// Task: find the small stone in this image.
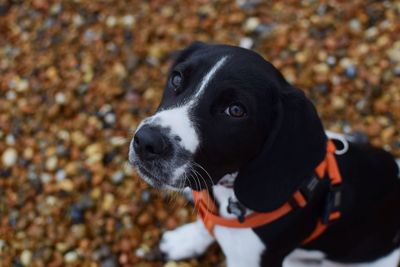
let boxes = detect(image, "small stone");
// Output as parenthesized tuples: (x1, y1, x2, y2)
(56, 242, 69, 253)
(345, 65, 357, 78)
(2, 148, 18, 167)
(101, 257, 118, 267)
(102, 193, 115, 211)
(55, 169, 66, 181)
(365, 27, 378, 40)
(349, 19, 361, 32)
(71, 224, 86, 238)
(46, 196, 58, 206)
(15, 78, 29, 92)
(239, 37, 253, 49)
(59, 179, 74, 192)
(382, 127, 395, 142)
(64, 250, 78, 263)
(20, 249, 32, 266)
(50, 3, 62, 15)
(0, 239, 5, 252)
(339, 58, 355, 68)
(85, 143, 103, 164)
(5, 135, 15, 145)
(110, 136, 127, 146)
(55, 92, 66, 104)
(313, 63, 329, 74)
(164, 262, 179, 267)
(111, 171, 124, 184)
(141, 190, 151, 203)
(332, 96, 346, 110)
(69, 205, 84, 224)
(106, 16, 117, 27)
(46, 156, 58, 171)
(104, 113, 116, 125)
(326, 56, 336, 66)
(135, 247, 147, 258)
(243, 17, 260, 32)
(122, 15, 135, 28)
(23, 147, 34, 160)
(6, 90, 16, 100)
(40, 173, 52, 184)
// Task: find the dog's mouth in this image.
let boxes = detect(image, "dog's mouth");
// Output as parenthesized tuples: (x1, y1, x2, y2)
(129, 151, 211, 191)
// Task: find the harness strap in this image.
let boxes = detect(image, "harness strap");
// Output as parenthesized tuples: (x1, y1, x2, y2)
(192, 140, 343, 244)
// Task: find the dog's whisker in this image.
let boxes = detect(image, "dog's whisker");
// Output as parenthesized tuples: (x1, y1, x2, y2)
(189, 162, 215, 219)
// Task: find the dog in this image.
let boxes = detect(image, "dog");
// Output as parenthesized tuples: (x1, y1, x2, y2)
(128, 42, 400, 267)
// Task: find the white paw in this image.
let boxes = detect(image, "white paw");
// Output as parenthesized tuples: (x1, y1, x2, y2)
(159, 220, 215, 260)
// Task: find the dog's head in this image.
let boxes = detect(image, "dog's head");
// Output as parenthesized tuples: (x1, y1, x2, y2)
(129, 42, 327, 212)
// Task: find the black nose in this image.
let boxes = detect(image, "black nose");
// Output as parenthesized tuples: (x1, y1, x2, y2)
(133, 126, 169, 160)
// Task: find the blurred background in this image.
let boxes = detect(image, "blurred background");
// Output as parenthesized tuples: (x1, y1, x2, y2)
(0, 0, 399, 266)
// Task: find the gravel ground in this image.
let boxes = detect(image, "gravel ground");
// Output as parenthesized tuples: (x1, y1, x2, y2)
(0, 1, 399, 266)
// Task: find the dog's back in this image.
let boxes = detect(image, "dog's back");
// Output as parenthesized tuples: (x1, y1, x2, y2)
(302, 141, 400, 263)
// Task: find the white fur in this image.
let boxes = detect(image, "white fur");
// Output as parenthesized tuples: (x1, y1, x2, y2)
(213, 175, 266, 267)
(193, 56, 229, 100)
(153, 105, 198, 153)
(159, 219, 215, 260)
(284, 248, 400, 267)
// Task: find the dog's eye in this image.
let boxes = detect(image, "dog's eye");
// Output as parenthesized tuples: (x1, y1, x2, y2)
(170, 71, 182, 91)
(224, 103, 246, 118)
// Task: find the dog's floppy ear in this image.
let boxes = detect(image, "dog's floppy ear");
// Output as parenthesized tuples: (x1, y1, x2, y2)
(234, 85, 327, 212)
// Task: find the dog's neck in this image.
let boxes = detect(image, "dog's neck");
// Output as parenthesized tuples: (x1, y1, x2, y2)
(213, 172, 253, 219)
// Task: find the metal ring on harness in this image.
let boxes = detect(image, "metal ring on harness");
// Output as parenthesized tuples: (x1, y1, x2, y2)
(325, 131, 349, 155)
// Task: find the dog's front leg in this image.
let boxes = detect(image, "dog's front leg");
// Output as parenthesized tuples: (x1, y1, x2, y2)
(159, 219, 215, 260)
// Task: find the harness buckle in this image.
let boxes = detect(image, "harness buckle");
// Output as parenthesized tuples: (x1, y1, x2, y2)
(227, 197, 246, 223)
(322, 184, 342, 224)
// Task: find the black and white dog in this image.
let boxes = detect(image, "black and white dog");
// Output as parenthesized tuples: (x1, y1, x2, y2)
(128, 42, 400, 267)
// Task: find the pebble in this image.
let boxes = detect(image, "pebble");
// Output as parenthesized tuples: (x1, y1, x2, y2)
(46, 156, 58, 171)
(122, 15, 135, 28)
(164, 262, 179, 267)
(243, 17, 260, 32)
(345, 65, 357, 78)
(40, 173, 52, 184)
(331, 96, 346, 110)
(55, 169, 66, 181)
(55, 92, 66, 104)
(102, 193, 115, 211)
(20, 249, 33, 266)
(101, 257, 118, 267)
(111, 171, 124, 184)
(5, 135, 15, 145)
(64, 250, 79, 263)
(69, 205, 85, 224)
(59, 179, 74, 192)
(239, 37, 254, 49)
(141, 190, 152, 203)
(0, 239, 5, 252)
(2, 147, 18, 167)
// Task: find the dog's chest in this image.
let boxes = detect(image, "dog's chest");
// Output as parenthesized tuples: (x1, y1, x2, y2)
(212, 174, 266, 267)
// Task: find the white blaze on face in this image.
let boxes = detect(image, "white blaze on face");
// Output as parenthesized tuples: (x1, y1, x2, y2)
(152, 105, 198, 153)
(136, 56, 229, 155)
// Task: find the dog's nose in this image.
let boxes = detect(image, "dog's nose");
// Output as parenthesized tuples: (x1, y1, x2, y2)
(133, 126, 169, 160)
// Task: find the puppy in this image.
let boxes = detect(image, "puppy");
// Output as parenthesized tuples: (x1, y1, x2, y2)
(128, 42, 400, 267)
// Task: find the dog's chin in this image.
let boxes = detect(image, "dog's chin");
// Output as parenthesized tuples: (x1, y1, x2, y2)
(131, 162, 183, 191)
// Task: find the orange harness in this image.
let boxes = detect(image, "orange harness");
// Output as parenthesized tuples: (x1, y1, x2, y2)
(192, 140, 342, 244)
